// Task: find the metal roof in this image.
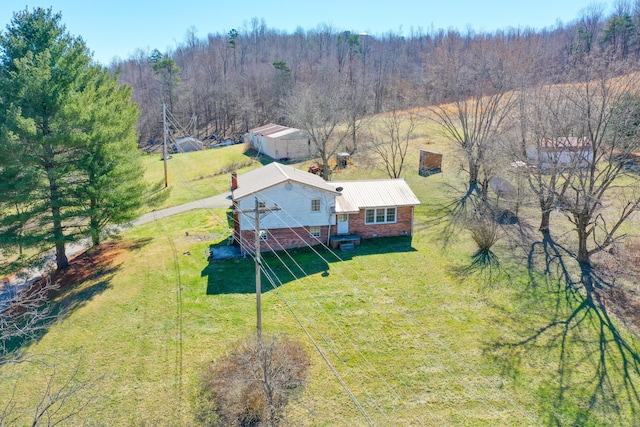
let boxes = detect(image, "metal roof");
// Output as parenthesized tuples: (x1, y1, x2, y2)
(332, 179, 421, 213)
(248, 123, 303, 138)
(269, 128, 305, 139)
(233, 162, 339, 200)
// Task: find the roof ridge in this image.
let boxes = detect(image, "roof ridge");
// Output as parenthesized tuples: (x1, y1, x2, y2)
(272, 162, 291, 180)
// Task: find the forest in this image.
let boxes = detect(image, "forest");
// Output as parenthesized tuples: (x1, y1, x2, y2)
(113, 2, 640, 147)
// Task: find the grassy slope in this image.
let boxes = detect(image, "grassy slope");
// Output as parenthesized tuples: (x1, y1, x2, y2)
(140, 143, 262, 209)
(2, 127, 640, 425)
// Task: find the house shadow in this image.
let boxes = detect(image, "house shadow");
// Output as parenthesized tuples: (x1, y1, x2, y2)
(487, 234, 640, 425)
(202, 236, 417, 295)
(1, 239, 148, 359)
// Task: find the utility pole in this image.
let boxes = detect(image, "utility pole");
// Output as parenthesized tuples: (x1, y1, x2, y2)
(162, 103, 169, 188)
(236, 197, 280, 342)
(254, 197, 263, 342)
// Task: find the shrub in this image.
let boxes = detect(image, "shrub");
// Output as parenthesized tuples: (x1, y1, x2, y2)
(197, 334, 310, 427)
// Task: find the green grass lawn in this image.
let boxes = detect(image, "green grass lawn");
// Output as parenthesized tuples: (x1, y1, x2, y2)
(140, 143, 264, 210)
(3, 128, 640, 425)
(3, 171, 640, 425)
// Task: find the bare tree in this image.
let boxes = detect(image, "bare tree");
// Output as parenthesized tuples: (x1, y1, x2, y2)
(372, 109, 416, 178)
(426, 31, 518, 197)
(518, 84, 577, 235)
(552, 60, 640, 266)
(285, 82, 353, 180)
(1, 276, 102, 426)
(198, 333, 310, 427)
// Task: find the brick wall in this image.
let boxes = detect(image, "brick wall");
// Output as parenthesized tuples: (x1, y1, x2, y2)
(236, 225, 329, 253)
(345, 206, 414, 239)
(232, 206, 414, 253)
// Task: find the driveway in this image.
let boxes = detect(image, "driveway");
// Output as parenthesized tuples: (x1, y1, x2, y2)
(132, 192, 232, 226)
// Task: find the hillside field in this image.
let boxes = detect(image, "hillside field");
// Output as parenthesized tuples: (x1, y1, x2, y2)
(2, 127, 640, 426)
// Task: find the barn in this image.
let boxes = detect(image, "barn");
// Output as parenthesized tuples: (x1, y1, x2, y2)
(245, 123, 310, 161)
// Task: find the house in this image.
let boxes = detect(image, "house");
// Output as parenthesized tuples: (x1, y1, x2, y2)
(527, 137, 593, 169)
(245, 123, 310, 161)
(230, 163, 420, 253)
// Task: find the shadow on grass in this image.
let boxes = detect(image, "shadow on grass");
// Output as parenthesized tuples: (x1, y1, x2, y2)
(202, 236, 416, 295)
(242, 149, 275, 166)
(1, 238, 150, 362)
(451, 249, 504, 286)
(489, 233, 640, 426)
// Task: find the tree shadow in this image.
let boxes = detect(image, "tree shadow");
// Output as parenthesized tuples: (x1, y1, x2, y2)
(451, 248, 504, 286)
(202, 236, 417, 295)
(489, 233, 640, 426)
(1, 239, 149, 363)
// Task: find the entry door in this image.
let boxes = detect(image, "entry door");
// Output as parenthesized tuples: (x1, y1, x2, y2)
(337, 214, 349, 235)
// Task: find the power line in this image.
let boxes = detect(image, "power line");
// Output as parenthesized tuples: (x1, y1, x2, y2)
(249, 188, 540, 425)
(259, 246, 394, 425)
(260, 235, 430, 426)
(257, 248, 376, 426)
(154, 158, 540, 425)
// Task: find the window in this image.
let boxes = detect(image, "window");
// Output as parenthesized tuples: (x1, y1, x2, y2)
(365, 209, 375, 223)
(309, 226, 321, 238)
(311, 199, 321, 212)
(386, 208, 396, 222)
(259, 229, 268, 240)
(365, 207, 397, 224)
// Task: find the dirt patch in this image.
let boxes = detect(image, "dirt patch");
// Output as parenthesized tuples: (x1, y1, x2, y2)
(10, 241, 130, 313)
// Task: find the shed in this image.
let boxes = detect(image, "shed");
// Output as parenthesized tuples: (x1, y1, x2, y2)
(245, 123, 310, 161)
(336, 152, 350, 169)
(527, 137, 593, 169)
(419, 150, 442, 176)
(174, 136, 203, 153)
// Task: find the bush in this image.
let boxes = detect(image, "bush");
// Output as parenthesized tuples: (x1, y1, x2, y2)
(197, 334, 310, 427)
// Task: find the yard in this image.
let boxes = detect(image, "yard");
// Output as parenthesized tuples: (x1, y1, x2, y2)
(2, 129, 640, 425)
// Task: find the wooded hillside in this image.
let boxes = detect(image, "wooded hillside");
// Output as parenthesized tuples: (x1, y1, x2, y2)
(112, 3, 640, 146)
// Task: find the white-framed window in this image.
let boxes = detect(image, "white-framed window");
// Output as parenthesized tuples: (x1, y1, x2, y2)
(365, 207, 397, 224)
(309, 226, 321, 238)
(311, 198, 321, 212)
(259, 229, 268, 240)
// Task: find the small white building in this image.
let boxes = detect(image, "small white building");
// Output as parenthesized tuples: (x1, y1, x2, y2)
(527, 137, 593, 169)
(174, 136, 203, 153)
(245, 123, 310, 161)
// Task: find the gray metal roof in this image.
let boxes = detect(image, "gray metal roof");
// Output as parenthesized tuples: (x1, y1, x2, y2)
(248, 123, 303, 138)
(233, 162, 339, 200)
(332, 179, 421, 213)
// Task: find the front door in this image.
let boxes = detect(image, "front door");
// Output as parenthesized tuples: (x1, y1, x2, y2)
(337, 214, 349, 235)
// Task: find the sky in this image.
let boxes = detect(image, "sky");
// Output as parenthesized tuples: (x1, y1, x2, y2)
(2, 0, 616, 65)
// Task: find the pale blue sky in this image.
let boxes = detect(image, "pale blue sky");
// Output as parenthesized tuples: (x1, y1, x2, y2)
(2, 1, 614, 65)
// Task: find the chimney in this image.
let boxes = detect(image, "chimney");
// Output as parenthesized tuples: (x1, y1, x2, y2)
(231, 171, 238, 191)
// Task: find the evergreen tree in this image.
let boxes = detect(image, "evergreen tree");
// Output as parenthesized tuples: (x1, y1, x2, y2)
(72, 68, 145, 246)
(0, 7, 146, 268)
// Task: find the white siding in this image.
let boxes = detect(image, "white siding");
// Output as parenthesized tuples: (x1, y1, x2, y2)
(236, 182, 335, 231)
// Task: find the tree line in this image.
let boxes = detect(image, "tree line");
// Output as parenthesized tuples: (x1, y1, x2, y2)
(112, 1, 640, 147)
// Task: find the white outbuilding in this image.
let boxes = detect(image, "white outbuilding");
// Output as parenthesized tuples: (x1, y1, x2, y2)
(245, 123, 310, 161)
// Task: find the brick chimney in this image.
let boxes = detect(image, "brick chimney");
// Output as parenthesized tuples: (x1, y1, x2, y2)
(231, 171, 238, 191)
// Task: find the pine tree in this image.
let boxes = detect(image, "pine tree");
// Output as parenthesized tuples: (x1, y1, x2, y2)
(72, 68, 145, 246)
(0, 7, 146, 268)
